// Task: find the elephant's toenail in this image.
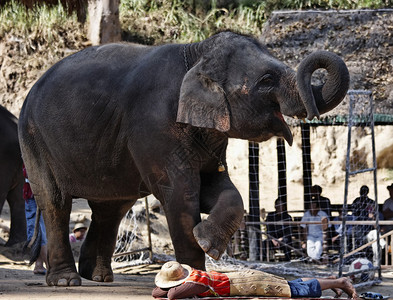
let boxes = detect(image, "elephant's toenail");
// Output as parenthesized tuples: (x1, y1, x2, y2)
(209, 249, 220, 260)
(70, 279, 81, 286)
(58, 279, 68, 286)
(197, 239, 211, 252)
(93, 275, 102, 282)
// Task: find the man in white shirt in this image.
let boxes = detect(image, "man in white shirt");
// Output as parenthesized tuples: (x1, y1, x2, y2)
(301, 201, 329, 260)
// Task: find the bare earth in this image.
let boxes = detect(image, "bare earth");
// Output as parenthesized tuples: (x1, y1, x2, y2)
(1, 198, 393, 299)
(0, 252, 158, 299)
(1, 244, 393, 300)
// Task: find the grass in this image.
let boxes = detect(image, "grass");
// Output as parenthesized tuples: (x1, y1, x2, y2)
(121, 0, 393, 44)
(0, 0, 86, 53)
(1, 0, 393, 46)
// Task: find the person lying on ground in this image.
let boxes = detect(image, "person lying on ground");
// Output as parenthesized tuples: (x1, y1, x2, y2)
(152, 261, 358, 300)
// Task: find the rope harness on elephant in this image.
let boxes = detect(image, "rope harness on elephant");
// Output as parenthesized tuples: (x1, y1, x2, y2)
(183, 44, 190, 72)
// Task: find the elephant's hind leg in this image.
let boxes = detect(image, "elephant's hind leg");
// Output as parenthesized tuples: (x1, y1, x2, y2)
(79, 199, 134, 282)
(20, 135, 79, 286)
(34, 183, 79, 286)
(5, 181, 27, 246)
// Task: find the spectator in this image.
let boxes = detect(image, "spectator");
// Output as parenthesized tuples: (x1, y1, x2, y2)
(382, 183, 393, 233)
(69, 222, 88, 243)
(263, 198, 293, 261)
(23, 165, 48, 275)
(311, 185, 332, 218)
(366, 229, 386, 265)
(331, 207, 354, 251)
(260, 208, 267, 235)
(351, 185, 376, 248)
(352, 185, 375, 220)
(152, 261, 357, 299)
(300, 201, 330, 260)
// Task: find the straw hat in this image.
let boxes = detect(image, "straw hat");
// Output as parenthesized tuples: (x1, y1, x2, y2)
(73, 222, 87, 233)
(155, 261, 192, 288)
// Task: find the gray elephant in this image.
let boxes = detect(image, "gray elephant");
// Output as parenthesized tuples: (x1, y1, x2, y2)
(0, 105, 27, 246)
(18, 31, 349, 286)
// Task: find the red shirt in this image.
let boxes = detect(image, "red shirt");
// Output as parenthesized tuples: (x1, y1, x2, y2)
(152, 268, 230, 299)
(22, 166, 33, 200)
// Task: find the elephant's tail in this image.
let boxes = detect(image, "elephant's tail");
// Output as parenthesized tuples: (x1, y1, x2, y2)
(23, 206, 42, 266)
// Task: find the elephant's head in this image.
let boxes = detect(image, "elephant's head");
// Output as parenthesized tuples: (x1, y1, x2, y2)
(177, 31, 349, 145)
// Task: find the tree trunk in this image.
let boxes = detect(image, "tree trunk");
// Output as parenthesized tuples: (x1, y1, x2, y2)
(88, 0, 121, 45)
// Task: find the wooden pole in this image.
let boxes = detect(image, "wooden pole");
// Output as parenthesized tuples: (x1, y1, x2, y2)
(333, 229, 393, 264)
(277, 139, 287, 206)
(261, 231, 322, 265)
(301, 123, 312, 210)
(145, 197, 153, 261)
(248, 141, 260, 260)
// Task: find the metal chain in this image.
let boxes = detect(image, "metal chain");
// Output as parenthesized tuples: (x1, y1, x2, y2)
(183, 44, 190, 72)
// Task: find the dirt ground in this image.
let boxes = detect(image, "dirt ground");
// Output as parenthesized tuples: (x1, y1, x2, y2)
(1, 200, 393, 300)
(0, 249, 393, 300)
(0, 250, 158, 299)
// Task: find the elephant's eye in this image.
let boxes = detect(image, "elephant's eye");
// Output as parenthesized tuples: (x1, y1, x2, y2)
(259, 74, 274, 82)
(256, 74, 275, 91)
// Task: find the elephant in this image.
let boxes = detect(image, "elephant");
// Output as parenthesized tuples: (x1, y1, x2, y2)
(0, 105, 27, 246)
(18, 31, 349, 286)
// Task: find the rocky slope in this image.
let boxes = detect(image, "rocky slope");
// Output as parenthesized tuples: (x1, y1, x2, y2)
(1, 9, 393, 211)
(260, 9, 393, 115)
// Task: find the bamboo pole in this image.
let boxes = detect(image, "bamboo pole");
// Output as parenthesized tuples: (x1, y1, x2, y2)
(333, 229, 393, 264)
(261, 232, 322, 265)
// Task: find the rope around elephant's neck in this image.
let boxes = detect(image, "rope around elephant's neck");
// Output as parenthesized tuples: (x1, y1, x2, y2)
(182, 46, 225, 172)
(183, 44, 190, 72)
(193, 128, 226, 173)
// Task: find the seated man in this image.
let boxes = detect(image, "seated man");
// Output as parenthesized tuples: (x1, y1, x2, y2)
(263, 198, 293, 261)
(300, 200, 330, 260)
(311, 185, 332, 218)
(331, 207, 354, 251)
(152, 261, 357, 300)
(382, 183, 393, 233)
(351, 185, 376, 249)
(69, 222, 88, 243)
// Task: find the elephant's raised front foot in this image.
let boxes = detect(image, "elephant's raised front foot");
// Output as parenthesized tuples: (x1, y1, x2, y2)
(193, 219, 229, 260)
(47, 267, 81, 286)
(79, 256, 114, 282)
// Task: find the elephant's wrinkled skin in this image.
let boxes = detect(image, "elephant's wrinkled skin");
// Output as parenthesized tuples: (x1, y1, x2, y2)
(0, 105, 27, 246)
(18, 32, 349, 286)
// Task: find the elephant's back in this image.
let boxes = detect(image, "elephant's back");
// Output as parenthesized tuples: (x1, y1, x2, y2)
(18, 43, 158, 199)
(17, 42, 182, 199)
(20, 42, 184, 135)
(20, 43, 151, 121)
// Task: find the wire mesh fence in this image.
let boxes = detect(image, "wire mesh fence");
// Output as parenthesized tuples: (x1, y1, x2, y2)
(112, 90, 392, 286)
(224, 91, 391, 286)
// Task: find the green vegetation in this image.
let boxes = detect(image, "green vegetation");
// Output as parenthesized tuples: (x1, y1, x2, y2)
(0, 0, 85, 52)
(119, 0, 266, 44)
(1, 0, 392, 46)
(387, 169, 393, 181)
(119, 0, 393, 44)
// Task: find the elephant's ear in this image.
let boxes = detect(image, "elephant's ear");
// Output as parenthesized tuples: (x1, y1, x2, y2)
(177, 60, 230, 132)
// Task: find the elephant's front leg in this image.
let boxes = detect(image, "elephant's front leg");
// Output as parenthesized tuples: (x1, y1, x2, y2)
(193, 172, 244, 260)
(160, 175, 207, 270)
(164, 193, 207, 270)
(79, 200, 134, 282)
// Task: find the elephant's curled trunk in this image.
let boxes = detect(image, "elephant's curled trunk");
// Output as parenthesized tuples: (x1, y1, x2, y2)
(296, 51, 350, 120)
